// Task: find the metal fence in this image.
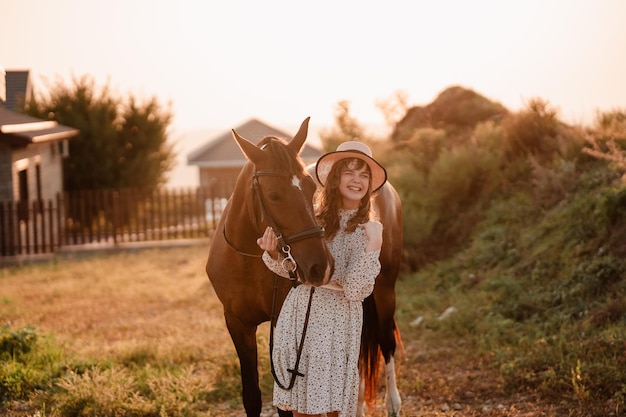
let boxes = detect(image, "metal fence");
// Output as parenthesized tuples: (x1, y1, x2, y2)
(0, 187, 226, 257)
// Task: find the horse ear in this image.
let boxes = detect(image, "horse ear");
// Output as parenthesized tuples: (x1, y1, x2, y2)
(232, 129, 265, 164)
(288, 117, 310, 154)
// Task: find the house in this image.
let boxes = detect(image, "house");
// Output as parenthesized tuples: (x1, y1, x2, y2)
(187, 118, 322, 199)
(1, 67, 78, 256)
(0, 67, 78, 204)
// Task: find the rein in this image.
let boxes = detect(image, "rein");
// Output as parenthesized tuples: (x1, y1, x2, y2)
(270, 274, 315, 390)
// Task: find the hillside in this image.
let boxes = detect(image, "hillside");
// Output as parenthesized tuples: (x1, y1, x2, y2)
(381, 86, 626, 416)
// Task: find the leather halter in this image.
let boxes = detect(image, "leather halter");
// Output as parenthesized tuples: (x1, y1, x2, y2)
(252, 169, 324, 278)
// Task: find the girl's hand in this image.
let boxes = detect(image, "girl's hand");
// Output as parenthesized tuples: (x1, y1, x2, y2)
(359, 220, 383, 252)
(257, 226, 279, 259)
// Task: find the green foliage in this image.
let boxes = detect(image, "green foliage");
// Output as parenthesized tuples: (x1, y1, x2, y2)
(583, 108, 626, 182)
(0, 323, 230, 416)
(318, 100, 370, 152)
(0, 324, 38, 361)
(55, 365, 208, 417)
(24, 75, 176, 191)
(0, 325, 66, 404)
(382, 129, 502, 268)
(501, 98, 562, 162)
(396, 160, 626, 415)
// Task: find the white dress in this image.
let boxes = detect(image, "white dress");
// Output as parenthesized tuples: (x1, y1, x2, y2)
(262, 208, 381, 416)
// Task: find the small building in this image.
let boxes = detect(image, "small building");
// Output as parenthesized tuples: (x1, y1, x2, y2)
(0, 67, 78, 256)
(0, 68, 78, 204)
(187, 118, 322, 199)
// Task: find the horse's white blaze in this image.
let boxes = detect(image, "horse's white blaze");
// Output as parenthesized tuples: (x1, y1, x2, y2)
(385, 357, 401, 415)
(291, 175, 301, 190)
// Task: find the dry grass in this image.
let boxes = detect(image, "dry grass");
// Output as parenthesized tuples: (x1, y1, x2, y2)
(1, 244, 226, 361)
(0, 244, 574, 416)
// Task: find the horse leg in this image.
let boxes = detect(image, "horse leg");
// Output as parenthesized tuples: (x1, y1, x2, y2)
(357, 377, 366, 417)
(379, 317, 401, 416)
(224, 312, 262, 417)
(384, 355, 401, 416)
(356, 348, 401, 417)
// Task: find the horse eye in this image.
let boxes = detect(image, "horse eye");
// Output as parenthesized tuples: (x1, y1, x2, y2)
(267, 192, 281, 202)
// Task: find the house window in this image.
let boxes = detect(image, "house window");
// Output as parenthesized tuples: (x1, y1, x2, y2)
(35, 164, 42, 201)
(18, 168, 29, 221)
(35, 163, 43, 213)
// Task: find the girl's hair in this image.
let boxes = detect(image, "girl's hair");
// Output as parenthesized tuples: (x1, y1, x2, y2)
(316, 158, 373, 239)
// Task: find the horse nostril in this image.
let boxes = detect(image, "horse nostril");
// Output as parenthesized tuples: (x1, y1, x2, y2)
(309, 264, 324, 281)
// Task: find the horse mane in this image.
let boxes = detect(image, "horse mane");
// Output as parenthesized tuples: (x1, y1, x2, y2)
(257, 136, 306, 175)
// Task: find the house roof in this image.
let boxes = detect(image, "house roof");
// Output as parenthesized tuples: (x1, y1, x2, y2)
(0, 107, 79, 147)
(187, 118, 322, 168)
(4, 70, 30, 111)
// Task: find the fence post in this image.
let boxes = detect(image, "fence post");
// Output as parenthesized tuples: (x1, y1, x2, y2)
(0, 203, 5, 256)
(112, 190, 119, 245)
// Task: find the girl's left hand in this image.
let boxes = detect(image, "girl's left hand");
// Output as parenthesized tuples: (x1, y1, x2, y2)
(359, 220, 383, 251)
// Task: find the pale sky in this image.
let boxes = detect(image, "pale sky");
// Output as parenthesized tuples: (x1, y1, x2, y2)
(3, 0, 626, 186)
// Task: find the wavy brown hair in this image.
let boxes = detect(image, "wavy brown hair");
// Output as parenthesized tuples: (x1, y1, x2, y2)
(316, 158, 374, 240)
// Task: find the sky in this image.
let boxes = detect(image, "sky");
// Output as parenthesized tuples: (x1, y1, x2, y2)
(2, 0, 626, 186)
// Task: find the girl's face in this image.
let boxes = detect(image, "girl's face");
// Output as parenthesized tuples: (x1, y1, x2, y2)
(338, 159, 371, 209)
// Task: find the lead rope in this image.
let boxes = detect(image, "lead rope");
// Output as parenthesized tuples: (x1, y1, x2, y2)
(269, 273, 315, 390)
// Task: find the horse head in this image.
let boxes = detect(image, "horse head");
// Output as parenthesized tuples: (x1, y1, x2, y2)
(231, 117, 333, 286)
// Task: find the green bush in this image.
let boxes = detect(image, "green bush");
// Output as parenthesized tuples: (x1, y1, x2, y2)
(0, 325, 70, 406)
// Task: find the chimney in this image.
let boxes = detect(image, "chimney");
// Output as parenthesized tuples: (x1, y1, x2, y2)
(0, 66, 5, 104)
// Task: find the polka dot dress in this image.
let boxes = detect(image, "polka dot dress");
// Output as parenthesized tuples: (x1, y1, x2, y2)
(262, 208, 381, 416)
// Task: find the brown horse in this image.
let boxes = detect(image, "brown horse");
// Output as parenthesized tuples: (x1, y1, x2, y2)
(306, 163, 403, 416)
(206, 118, 333, 417)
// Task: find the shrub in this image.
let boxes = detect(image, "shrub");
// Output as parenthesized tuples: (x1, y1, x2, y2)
(0, 326, 66, 404)
(501, 98, 573, 163)
(529, 155, 578, 208)
(583, 109, 626, 183)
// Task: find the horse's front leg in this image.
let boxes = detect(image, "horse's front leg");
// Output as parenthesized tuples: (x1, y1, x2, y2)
(224, 311, 262, 417)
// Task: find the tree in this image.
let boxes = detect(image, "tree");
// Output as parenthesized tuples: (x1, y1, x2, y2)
(318, 100, 370, 152)
(24, 75, 175, 191)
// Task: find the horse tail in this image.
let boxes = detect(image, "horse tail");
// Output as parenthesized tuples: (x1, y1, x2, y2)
(360, 294, 382, 406)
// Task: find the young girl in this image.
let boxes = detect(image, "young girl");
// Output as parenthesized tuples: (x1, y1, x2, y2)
(257, 141, 386, 417)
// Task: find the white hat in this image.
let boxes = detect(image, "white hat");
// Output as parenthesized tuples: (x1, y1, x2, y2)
(315, 141, 387, 192)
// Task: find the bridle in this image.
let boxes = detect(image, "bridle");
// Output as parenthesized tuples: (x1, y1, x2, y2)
(223, 168, 325, 280)
(252, 169, 325, 278)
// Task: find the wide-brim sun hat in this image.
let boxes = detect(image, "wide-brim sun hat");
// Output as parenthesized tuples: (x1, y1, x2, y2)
(315, 141, 387, 192)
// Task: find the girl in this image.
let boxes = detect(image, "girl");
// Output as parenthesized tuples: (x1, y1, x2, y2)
(257, 141, 386, 417)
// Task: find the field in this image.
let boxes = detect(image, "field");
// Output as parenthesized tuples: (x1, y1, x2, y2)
(0, 243, 600, 416)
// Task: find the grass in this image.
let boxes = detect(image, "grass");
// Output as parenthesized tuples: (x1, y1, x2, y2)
(0, 243, 618, 417)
